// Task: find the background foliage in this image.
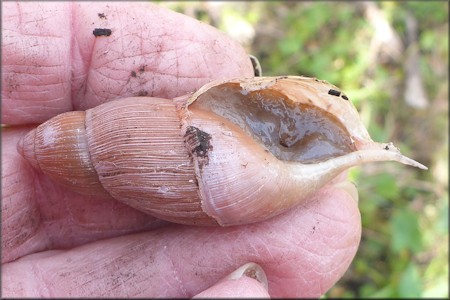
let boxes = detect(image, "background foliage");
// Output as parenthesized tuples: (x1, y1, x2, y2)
(159, 1, 448, 298)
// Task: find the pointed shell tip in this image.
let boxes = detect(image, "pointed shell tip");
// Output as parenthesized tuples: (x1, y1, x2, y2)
(17, 129, 40, 170)
(396, 153, 427, 170)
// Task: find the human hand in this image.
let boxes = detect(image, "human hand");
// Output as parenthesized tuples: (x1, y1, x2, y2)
(2, 2, 361, 298)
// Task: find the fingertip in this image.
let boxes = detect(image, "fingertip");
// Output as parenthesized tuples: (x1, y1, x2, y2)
(333, 180, 359, 204)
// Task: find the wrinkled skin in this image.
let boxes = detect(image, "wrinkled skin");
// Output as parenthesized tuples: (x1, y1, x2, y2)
(1, 2, 361, 298)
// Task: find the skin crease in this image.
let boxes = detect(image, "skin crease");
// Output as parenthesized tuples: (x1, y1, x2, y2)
(1, 2, 361, 298)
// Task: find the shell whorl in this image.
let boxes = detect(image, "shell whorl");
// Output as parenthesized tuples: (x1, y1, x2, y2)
(19, 111, 109, 196)
(84, 97, 218, 226)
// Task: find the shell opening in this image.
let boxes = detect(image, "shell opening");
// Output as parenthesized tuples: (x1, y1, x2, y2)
(189, 82, 357, 164)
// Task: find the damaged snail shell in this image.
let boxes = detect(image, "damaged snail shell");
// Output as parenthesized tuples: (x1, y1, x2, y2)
(18, 76, 427, 227)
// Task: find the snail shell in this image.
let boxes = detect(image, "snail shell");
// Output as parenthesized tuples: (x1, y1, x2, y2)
(18, 76, 426, 226)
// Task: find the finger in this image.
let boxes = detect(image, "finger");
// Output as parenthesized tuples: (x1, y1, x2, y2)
(193, 263, 270, 298)
(2, 127, 168, 264)
(2, 184, 361, 298)
(2, 2, 253, 125)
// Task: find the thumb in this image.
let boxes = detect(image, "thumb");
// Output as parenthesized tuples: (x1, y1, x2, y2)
(192, 263, 270, 298)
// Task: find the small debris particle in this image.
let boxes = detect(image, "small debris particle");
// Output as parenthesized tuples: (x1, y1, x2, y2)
(93, 28, 112, 37)
(341, 94, 349, 101)
(184, 126, 213, 168)
(328, 89, 341, 97)
(243, 268, 258, 280)
(130, 70, 137, 77)
(279, 139, 289, 148)
(98, 13, 107, 19)
(185, 126, 212, 157)
(384, 144, 390, 150)
(137, 90, 148, 96)
(139, 65, 146, 73)
(279, 132, 292, 148)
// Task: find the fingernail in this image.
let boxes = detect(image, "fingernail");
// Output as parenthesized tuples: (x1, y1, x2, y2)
(333, 181, 359, 203)
(249, 55, 262, 76)
(226, 262, 268, 291)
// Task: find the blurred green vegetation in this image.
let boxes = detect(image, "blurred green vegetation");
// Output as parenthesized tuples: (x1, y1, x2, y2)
(159, 1, 448, 298)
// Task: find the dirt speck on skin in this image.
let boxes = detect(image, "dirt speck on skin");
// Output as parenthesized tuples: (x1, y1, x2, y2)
(98, 13, 107, 19)
(93, 28, 112, 37)
(139, 65, 146, 73)
(137, 90, 148, 96)
(311, 221, 319, 234)
(130, 71, 137, 78)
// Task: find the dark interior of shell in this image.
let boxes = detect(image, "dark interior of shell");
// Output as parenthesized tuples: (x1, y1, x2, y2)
(189, 82, 357, 164)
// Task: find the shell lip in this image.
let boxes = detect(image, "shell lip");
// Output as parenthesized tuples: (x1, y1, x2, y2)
(285, 139, 428, 171)
(185, 76, 374, 143)
(353, 139, 428, 170)
(184, 76, 428, 171)
(186, 76, 292, 107)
